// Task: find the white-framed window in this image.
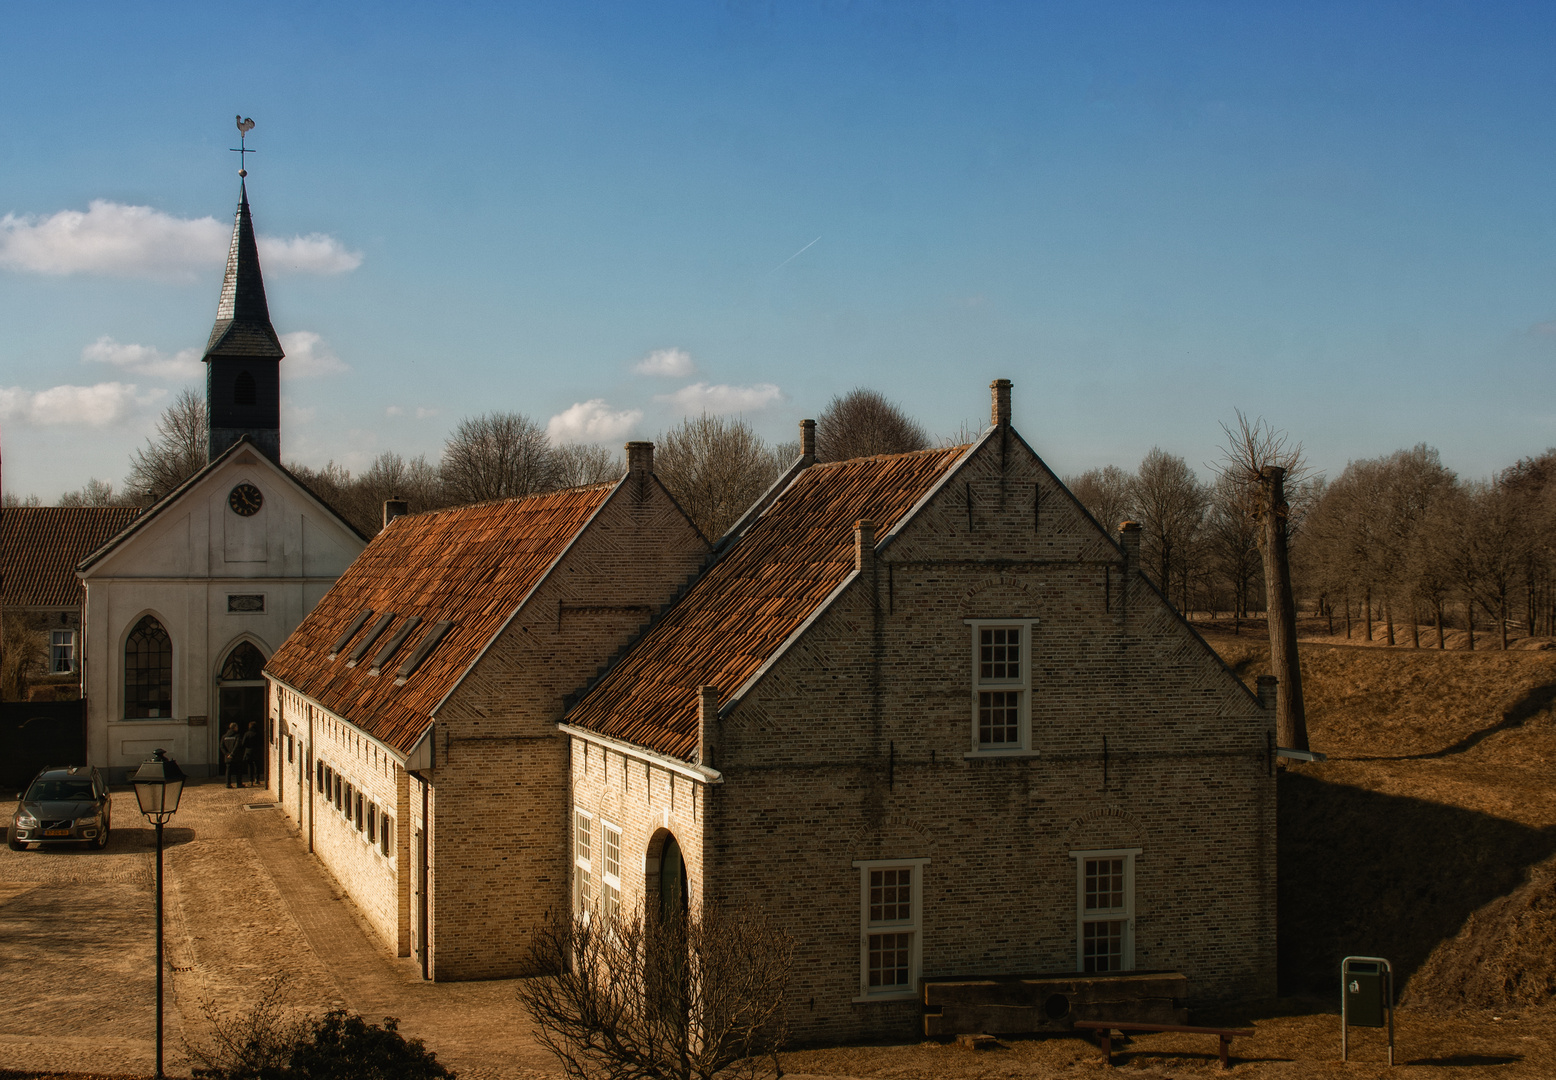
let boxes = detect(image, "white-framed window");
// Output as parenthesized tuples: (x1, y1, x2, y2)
(574, 810, 594, 917)
(1071, 848, 1140, 973)
(601, 822, 623, 920)
(966, 620, 1036, 754)
(50, 630, 76, 674)
(854, 857, 929, 1001)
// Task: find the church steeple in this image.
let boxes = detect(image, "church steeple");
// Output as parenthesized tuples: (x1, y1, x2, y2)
(204, 179, 284, 462)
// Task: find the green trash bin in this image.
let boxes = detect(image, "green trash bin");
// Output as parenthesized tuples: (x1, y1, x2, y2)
(1341, 955, 1394, 1065)
(1345, 961, 1386, 1027)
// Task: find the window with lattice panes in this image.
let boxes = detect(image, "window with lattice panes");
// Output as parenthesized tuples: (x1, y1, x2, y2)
(574, 811, 594, 916)
(601, 823, 622, 920)
(1072, 849, 1138, 973)
(856, 859, 928, 999)
(967, 621, 1034, 753)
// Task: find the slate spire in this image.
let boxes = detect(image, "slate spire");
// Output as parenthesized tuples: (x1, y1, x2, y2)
(205, 180, 284, 461)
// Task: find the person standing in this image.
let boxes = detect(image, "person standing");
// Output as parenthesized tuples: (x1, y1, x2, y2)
(242, 721, 263, 786)
(221, 722, 243, 788)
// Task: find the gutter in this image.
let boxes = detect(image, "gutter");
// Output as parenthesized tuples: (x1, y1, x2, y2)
(557, 723, 723, 784)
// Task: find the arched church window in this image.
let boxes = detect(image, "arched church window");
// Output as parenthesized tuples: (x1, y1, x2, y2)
(125, 615, 173, 719)
(220, 641, 266, 681)
(234, 371, 257, 406)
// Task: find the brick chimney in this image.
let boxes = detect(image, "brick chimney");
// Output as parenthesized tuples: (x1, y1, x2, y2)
(800, 418, 816, 461)
(698, 685, 720, 767)
(855, 519, 876, 575)
(1118, 520, 1142, 568)
(1256, 675, 1278, 713)
(627, 441, 654, 477)
(382, 498, 409, 530)
(990, 378, 1012, 427)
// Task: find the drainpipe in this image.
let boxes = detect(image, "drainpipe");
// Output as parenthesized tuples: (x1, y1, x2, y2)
(307, 705, 315, 854)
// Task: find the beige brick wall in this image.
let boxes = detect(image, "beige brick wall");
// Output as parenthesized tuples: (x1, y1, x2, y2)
(570, 432, 1276, 1043)
(419, 476, 708, 980)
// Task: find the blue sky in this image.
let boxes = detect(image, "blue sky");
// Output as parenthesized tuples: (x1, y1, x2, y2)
(3, 1, 1555, 498)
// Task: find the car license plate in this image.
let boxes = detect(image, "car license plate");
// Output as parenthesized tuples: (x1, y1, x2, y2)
(45, 829, 70, 836)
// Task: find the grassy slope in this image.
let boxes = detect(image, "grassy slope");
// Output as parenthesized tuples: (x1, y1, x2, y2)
(1207, 626, 1556, 1008)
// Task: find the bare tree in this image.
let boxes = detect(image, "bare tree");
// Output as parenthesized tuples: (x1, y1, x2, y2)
(517, 907, 794, 1080)
(815, 388, 929, 462)
(2, 492, 41, 507)
(2, 612, 47, 701)
(1204, 472, 1263, 625)
(1130, 448, 1208, 601)
(1067, 465, 1136, 536)
(440, 412, 556, 504)
(59, 478, 125, 506)
(1218, 412, 1311, 751)
(553, 444, 622, 488)
(125, 388, 208, 501)
(655, 414, 783, 541)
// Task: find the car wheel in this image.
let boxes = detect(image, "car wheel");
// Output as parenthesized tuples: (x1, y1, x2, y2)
(7, 830, 24, 852)
(94, 826, 109, 850)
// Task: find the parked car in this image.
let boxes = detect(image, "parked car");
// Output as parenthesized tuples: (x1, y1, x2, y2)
(8, 765, 111, 850)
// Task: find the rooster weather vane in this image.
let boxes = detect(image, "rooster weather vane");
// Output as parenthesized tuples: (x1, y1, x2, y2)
(231, 116, 256, 176)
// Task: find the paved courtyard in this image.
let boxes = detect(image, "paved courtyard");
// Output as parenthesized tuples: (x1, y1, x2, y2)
(0, 779, 559, 1079)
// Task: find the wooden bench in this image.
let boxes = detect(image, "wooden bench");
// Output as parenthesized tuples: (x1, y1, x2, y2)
(1073, 1020, 1255, 1070)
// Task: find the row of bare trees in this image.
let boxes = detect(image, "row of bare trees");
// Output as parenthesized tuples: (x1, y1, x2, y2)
(10, 388, 935, 543)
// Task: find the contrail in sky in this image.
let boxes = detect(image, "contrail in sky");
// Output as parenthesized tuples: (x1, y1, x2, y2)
(771, 235, 822, 274)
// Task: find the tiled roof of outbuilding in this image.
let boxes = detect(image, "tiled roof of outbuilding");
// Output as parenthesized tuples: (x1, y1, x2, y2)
(265, 482, 618, 755)
(565, 445, 970, 759)
(2, 506, 142, 608)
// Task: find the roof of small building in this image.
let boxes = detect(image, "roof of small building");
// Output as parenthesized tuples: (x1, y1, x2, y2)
(565, 444, 970, 759)
(2, 505, 143, 608)
(265, 481, 619, 755)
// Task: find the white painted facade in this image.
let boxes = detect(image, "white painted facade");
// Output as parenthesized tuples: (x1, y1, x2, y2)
(79, 441, 365, 781)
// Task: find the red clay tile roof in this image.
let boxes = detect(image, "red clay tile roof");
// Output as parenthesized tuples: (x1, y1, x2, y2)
(2, 506, 142, 608)
(566, 446, 969, 759)
(265, 482, 618, 755)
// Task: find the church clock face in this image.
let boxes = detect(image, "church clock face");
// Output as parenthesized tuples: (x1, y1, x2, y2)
(228, 483, 264, 517)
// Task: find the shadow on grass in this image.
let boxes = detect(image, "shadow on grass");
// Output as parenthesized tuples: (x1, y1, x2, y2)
(1409, 1054, 1523, 1066)
(1279, 771, 1556, 995)
(1351, 681, 1556, 762)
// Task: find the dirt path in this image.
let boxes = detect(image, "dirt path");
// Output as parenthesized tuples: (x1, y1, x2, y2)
(0, 780, 554, 1079)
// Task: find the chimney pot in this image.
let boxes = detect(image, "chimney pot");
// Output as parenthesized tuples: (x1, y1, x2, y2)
(626, 441, 654, 477)
(141, 489, 156, 508)
(990, 378, 1013, 427)
(800, 418, 816, 461)
(855, 519, 877, 575)
(698, 685, 720, 767)
(383, 498, 409, 530)
(1118, 520, 1142, 564)
(1256, 675, 1278, 713)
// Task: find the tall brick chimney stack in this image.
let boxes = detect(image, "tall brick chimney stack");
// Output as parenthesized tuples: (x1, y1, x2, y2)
(1118, 520, 1142, 569)
(697, 685, 720, 767)
(855, 519, 877, 575)
(382, 498, 409, 531)
(800, 418, 816, 462)
(626, 441, 654, 477)
(990, 378, 1012, 427)
(1256, 675, 1278, 713)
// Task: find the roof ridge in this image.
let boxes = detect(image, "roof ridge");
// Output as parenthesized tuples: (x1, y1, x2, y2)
(812, 443, 973, 469)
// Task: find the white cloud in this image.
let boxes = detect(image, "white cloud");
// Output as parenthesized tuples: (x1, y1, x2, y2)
(386, 405, 440, 420)
(0, 200, 361, 278)
(656, 381, 784, 414)
(634, 347, 696, 377)
(280, 331, 349, 378)
(261, 233, 363, 275)
(386, 405, 405, 417)
(547, 399, 644, 444)
(81, 336, 202, 380)
(416, 407, 439, 420)
(0, 381, 160, 426)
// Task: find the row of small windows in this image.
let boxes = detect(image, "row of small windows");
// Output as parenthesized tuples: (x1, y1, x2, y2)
(317, 761, 395, 859)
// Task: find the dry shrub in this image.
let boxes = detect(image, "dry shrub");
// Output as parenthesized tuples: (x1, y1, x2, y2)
(517, 907, 794, 1080)
(185, 974, 309, 1078)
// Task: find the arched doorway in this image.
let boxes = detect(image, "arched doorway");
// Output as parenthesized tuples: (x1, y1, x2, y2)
(659, 833, 688, 923)
(217, 641, 267, 783)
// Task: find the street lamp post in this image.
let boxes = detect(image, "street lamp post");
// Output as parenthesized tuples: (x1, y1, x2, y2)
(132, 749, 186, 1080)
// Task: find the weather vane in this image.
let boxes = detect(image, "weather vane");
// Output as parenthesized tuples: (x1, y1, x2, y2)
(231, 116, 256, 177)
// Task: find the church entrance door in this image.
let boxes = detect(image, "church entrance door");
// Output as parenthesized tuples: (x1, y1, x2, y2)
(216, 642, 268, 783)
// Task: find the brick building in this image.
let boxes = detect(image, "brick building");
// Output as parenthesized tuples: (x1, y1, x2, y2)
(563, 380, 1276, 1042)
(262, 448, 708, 977)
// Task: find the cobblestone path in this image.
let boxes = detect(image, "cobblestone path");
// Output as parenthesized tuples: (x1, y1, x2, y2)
(0, 779, 556, 1079)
